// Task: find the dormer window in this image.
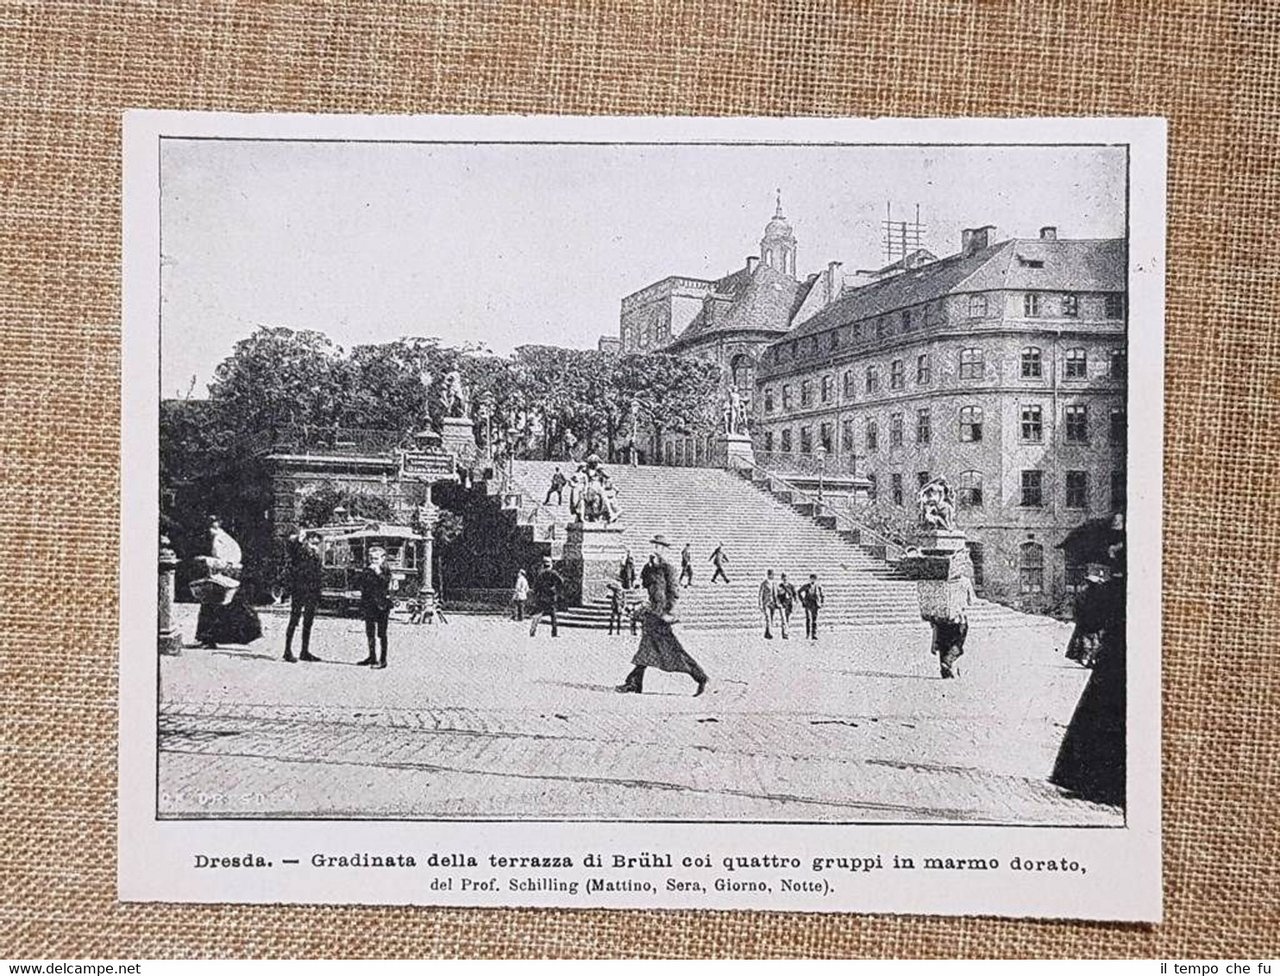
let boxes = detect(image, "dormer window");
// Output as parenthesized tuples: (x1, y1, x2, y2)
(1017, 255, 1045, 268)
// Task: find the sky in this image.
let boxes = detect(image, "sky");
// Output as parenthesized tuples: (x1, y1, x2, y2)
(159, 140, 1126, 397)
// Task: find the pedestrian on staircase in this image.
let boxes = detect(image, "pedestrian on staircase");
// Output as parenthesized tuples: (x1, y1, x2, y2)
(679, 543, 694, 587)
(619, 550, 636, 590)
(758, 569, 785, 639)
(798, 573, 826, 639)
(544, 467, 566, 506)
(529, 556, 564, 638)
(606, 581, 624, 635)
(710, 543, 731, 584)
(616, 534, 708, 697)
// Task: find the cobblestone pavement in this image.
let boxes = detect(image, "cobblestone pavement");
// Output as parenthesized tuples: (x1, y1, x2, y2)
(158, 605, 1120, 824)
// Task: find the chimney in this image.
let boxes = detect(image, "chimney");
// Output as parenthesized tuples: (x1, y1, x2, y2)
(962, 225, 993, 256)
(746, 255, 759, 274)
(1040, 226, 1058, 240)
(825, 261, 843, 305)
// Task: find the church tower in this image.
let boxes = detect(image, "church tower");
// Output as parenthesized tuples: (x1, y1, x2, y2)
(760, 189, 797, 278)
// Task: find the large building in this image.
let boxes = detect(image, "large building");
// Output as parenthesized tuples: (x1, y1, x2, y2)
(617, 195, 844, 464)
(755, 224, 1127, 612)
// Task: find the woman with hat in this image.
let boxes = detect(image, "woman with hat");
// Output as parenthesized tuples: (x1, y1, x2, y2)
(616, 534, 708, 697)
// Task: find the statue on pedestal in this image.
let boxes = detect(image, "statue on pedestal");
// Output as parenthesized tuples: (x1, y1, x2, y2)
(723, 388, 749, 435)
(917, 476, 957, 532)
(442, 368, 468, 419)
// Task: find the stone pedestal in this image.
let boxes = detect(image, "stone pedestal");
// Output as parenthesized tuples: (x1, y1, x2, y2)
(715, 432, 755, 470)
(562, 521, 627, 605)
(158, 536, 182, 656)
(897, 529, 974, 621)
(440, 415, 477, 464)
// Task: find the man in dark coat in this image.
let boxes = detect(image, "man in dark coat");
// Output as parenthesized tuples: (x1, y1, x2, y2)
(797, 573, 826, 640)
(679, 543, 694, 587)
(617, 535, 708, 696)
(283, 529, 323, 663)
(709, 543, 730, 584)
(355, 546, 393, 669)
(544, 467, 567, 505)
(529, 556, 564, 637)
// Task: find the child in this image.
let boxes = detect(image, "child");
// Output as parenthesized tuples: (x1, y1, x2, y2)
(356, 546, 393, 669)
(607, 581, 624, 635)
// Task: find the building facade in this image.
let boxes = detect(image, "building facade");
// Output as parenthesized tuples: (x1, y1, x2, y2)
(755, 225, 1127, 612)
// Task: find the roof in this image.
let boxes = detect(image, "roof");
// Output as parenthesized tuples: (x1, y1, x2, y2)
(669, 264, 817, 347)
(785, 237, 1125, 341)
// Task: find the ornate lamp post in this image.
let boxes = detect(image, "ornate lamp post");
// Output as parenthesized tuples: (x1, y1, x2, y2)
(477, 392, 495, 469)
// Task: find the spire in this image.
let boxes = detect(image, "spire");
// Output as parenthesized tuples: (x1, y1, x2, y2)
(775, 187, 783, 217)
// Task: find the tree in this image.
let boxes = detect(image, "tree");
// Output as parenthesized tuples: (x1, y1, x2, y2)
(612, 352, 721, 450)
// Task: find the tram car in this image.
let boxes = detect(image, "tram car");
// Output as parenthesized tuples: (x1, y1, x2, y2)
(311, 520, 430, 618)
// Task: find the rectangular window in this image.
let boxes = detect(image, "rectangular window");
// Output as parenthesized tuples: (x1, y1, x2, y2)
(841, 419, 854, 452)
(901, 309, 913, 332)
(800, 427, 813, 454)
(1065, 348, 1088, 379)
(828, 331, 839, 351)
(917, 353, 931, 385)
(891, 473, 903, 507)
(1021, 470, 1044, 508)
(959, 405, 983, 443)
(917, 471, 930, 489)
(865, 365, 880, 393)
(1105, 293, 1125, 319)
(876, 318, 887, 340)
(1111, 468, 1127, 510)
(890, 359, 905, 390)
(1021, 346, 1043, 378)
(959, 348, 983, 380)
(968, 542, 985, 586)
(1024, 293, 1042, 317)
(764, 388, 775, 413)
(804, 336, 817, 356)
(866, 473, 878, 501)
(968, 294, 987, 319)
(1066, 470, 1089, 509)
(843, 370, 855, 398)
(780, 428, 792, 452)
(764, 431, 773, 452)
(1062, 293, 1080, 318)
(916, 408, 931, 444)
(1020, 543, 1045, 593)
(1021, 404, 1043, 442)
(801, 380, 813, 407)
(1110, 349, 1127, 379)
(1065, 404, 1089, 443)
(889, 412, 904, 447)
(821, 375, 833, 403)
(820, 423, 833, 453)
(959, 470, 983, 509)
(781, 385, 792, 409)
(865, 418, 878, 452)
(1110, 406, 1126, 443)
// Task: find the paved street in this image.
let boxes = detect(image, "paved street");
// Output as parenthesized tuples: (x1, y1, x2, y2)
(158, 604, 1120, 824)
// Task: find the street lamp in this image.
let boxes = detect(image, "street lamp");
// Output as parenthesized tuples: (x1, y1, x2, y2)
(816, 444, 827, 509)
(477, 392, 495, 469)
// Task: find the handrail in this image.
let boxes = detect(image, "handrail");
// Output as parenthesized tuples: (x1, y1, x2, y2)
(739, 457, 907, 561)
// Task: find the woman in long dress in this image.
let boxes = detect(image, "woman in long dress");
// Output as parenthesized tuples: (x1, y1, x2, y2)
(194, 518, 263, 648)
(616, 537, 708, 696)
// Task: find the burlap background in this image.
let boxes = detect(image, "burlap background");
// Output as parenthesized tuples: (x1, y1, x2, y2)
(2, 0, 1277, 959)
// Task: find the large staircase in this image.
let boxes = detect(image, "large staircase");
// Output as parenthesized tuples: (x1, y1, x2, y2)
(506, 460, 1050, 632)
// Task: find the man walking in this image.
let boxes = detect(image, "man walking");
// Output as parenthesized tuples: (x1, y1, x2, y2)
(777, 572, 797, 633)
(931, 573, 976, 678)
(758, 569, 784, 640)
(616, 535, 708, 696)
(798, 573, 825, 640)
(679, 543, 694, 587)
(709, 543, 730, 584)
(283, 528, 323, 663)
(356, 545, 393, 669)
(544, 466, 566, 506)
(529, 556, 564, 638)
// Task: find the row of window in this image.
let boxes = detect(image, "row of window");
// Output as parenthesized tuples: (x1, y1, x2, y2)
(763, 403, 1125, 454)
(864, 468, 1125, 514)
(763, 347, 1126, 412)
(764, 293, 1126, 368)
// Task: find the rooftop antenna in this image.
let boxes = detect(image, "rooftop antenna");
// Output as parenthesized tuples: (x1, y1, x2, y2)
(882, 202, 926, 265)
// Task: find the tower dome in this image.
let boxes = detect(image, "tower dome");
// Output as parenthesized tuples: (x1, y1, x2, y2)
(760, 189, 797, 277)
